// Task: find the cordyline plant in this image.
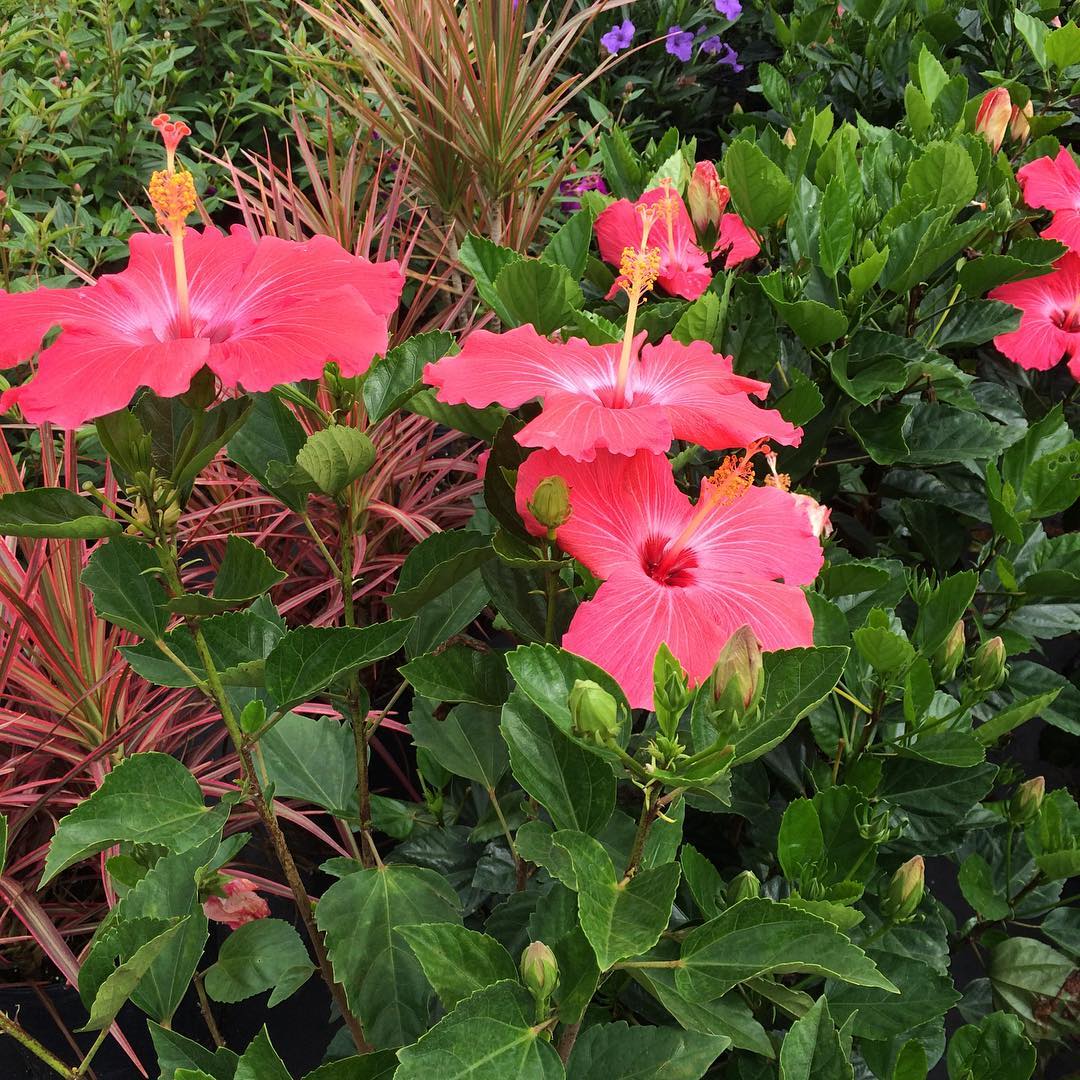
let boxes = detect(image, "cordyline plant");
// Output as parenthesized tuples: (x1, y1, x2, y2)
(0, 18, 1079, 1075)
(292, 0, 620, 250)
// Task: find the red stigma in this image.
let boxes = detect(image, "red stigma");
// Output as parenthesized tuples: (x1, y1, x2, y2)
(151, 112, 191, 155)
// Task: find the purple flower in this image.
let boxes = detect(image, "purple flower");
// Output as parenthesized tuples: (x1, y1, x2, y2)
(714, 0, 742, 19)
(701, 36, 743, 71)
(559, 173, 609, 212)
(665, 24, 694, 62)
(600, 18, 635, 56)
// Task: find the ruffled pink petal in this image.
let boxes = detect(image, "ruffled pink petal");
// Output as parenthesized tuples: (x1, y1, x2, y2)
(992, 317, 1074, 371)
(424, 325, 615, 409)
(516, 448, 691, 578)
(203, 877, 270, 930)
(0, 327, 210, 427)
(0, 287, 95, 369)
(692, 483, 825, 587)
(715, 214, 761, 267)
(1017, 150, 1080, 214)
(635, 337, 802, 449)
(595, 199, 643, 270)
(516, 392, 674, 460)
(204, 233, 397, 384)
(989, 254, 1080, 371)
(1040, 209, 1080, 253)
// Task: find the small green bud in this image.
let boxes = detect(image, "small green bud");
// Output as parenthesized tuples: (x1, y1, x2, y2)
(569, 679, 620, 745)
(707, 626, 764, 715)
(653, 644, 691, 739)
(727, 870, 761, 904)
(881, 855, 924, 921)
(520, 941, 559, 1008)
(932, 619, 965, 681)
(969, 636, 1006, 692)
(527, 476, 572, 532)
(1009, 776, 1044, 826)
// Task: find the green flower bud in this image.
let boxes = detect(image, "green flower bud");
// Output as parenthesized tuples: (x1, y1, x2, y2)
(569, 679, 620, 746)
(727, 869, 761, 905)
(881, 855, 924, 921)
(932, 619, 965, 681)
(969, 636, 1006, 692)
(707, 626, 764, 715)
(1009, 776, 1045, 826)
(520, 941, 559, 1008)
(527, 476, 572, 532)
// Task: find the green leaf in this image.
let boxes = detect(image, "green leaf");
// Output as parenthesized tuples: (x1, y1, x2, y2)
(849, 244, 889, 299)
(778, 997, 853, 1080)
(567, 1021, 729, 1079)
(363, 331, 455, 423)
(677, 898, 897, 1000)
(302, 1053, 399, 1080)
(400, 645, 510, 707)
(0, 488, 122, 539)
(824, 950, 959, 1038)
(317, 865, 461, 1048)
(1022, 440, 1080, 517)
(902, 142, 976, 213)
(947, 1011, 1036, 1080)
(169, 535, 286, 616)
(551, 830, 680, 969)
(853, 626, 915, 675)
(672, 292, 721, 348)
(1045, 20, 1080, 71)
(819, 177, 853, 278)
(235, 1028, 291, 1080)
(974, 688, 1061, 746)
(81, 919, 187, 1030)
(542, 206, 597, 280)
(296, 426, 375, 495)
(42, 752, 232, 885)
(204, 918, 313, 1006)
(989, 936, 1074, 1038)
(149, 1022, 239, 1080)
(958, 854, 1010, 921)
(410, 700, 508, 788)
(724, 140, 794, 230)
(1014, 10, 1048, 68)
(760, 272, 849, 348)
(260, 711, 358, 818)
(394, 981, 564, 1079)
(778, 799, 824, 881)
(957, 238, 1063, 296)
(227, 392, 310, 510)
(396, 923, 517, 1010)
(680, 844, 724, 920)
(82, 535, 169, 640)
(493, 259, 583, 335)
(265, 622, 413, 708)
(915, 572, 976, 655)
(500, 690, 615, 834)
(459, 233, 522, 322)
(388, 531, 495, 617)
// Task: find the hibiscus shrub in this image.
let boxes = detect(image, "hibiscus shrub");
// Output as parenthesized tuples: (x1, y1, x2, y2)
(1, 6, 1079, 1080)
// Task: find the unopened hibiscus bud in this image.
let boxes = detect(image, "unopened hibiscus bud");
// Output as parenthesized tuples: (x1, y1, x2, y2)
(969, 636, 1006, 691)
(782, 128, 797, 148)
(1010, 776, 1044, 825)
(707, 626, 764, 715)
(932, 619, 965, 681)
(528, 475, 571, 534)
(203, 876, 269, 930)
(975, 88, 1012, 152)
(569, 679, 620, 745)
(1009, 99, 1034, 145)
(520, 941, 559, 1008)
(687, 161, 729, 235)
(727, 869, 761, 904)
(881, 856, 924, 921)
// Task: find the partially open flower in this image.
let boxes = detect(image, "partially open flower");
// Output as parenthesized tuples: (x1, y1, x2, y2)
(203, 877, 269, 930)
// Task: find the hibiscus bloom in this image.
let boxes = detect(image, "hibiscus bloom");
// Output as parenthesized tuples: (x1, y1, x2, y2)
(516, 448, 823, 708)
(425, 324, 800, 462)
(0, 226, 403, 428)
(989, 251, 1080, 377)
(203, 876, 270, 930)
(1016, 149, 1080, 252)
(596, 184, 759, 299)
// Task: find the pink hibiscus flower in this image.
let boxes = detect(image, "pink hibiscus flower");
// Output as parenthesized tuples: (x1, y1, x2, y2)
(595, 183, 759, 300)
(1017, 149, 1080, 252)
(989, 251, 1080, 377)
(202, 876, 270, 930)
(0, 225, 403, 428)
(516, 447, 824, 709)
(425, 324, 800, 462)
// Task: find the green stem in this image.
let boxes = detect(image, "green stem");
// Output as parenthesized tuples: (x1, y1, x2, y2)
(624, 785, 660, 879)
(0, 1011, 75, 1078)
(73, 1028, 108, 1078)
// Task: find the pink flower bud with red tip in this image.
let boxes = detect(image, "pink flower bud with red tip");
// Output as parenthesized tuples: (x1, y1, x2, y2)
(975, 88, 1012, 153)
(202, 877, 270, 930)
(687, 160, 730, 235)
(1009, 99, 1034, 145)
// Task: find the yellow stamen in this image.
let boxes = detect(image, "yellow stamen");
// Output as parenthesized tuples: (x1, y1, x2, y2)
(611, 206, 662, 408)
(148, 169, 197, 338)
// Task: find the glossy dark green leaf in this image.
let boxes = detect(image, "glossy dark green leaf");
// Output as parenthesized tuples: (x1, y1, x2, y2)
(410, 700, 508, 788)
(396, 923, 517, 1010)
(778, 997, 852, 1080)
(567, 1021, 728, 1080)
(364, 331, 455, 423)
(296, 425, 375, 495)
(83, 535, 169, 639)
(400, 644, 510, 707)
(0, 487, 123, 538)
(389, 531, 494, 617)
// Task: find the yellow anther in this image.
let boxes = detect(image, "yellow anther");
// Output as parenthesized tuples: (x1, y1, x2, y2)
(149, 169, 197, 230)
(764, 472, 792, 492)
(704, 440, 769, 507)
(616, 244, 661, 299)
